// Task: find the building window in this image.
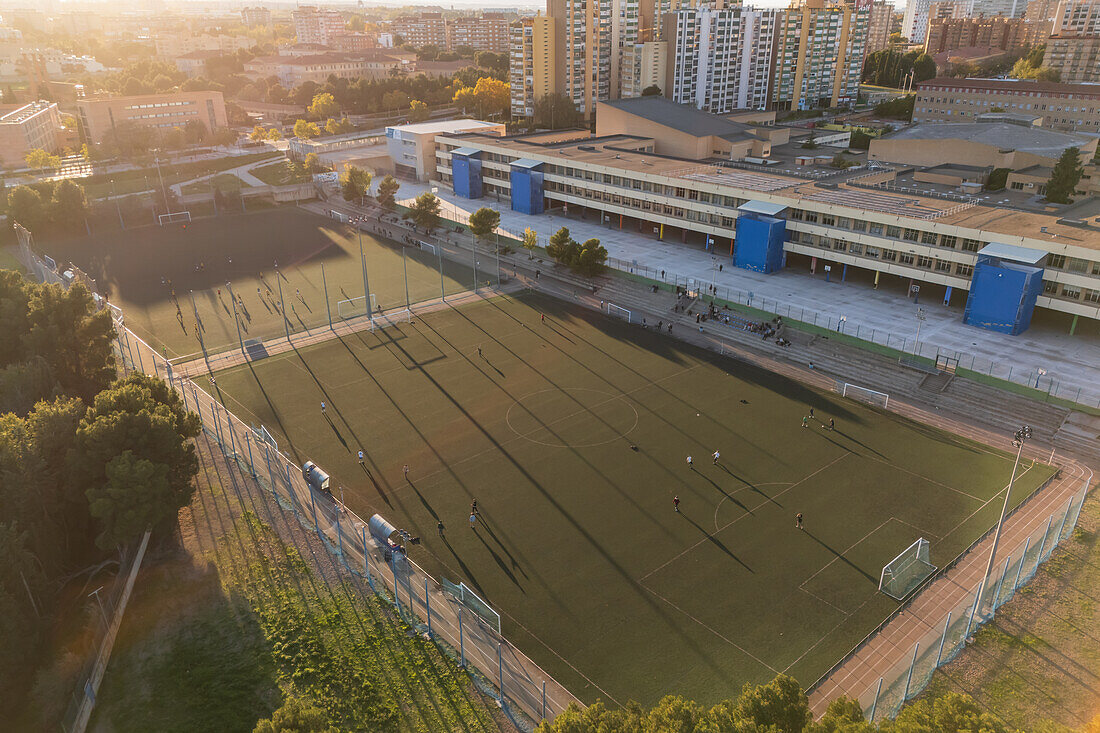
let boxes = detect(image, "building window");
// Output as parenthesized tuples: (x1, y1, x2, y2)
(1066, 257, 1089, 273)
(1047, 254, 1066, 269)
(1043, 280, 1058, 294)
(869, 223, 883, 235)
(865, 246, 879, 258)
(886, 225, 901, 238)
(1084, 288, 1100, 303)
(849, 243, 863, 255)
(899, 253, 915, 265)
(917, 255, 933, 268)
(956, 263, 973, 277)
(882, 250, 897, 261)
(903, 229, 920, 242)
(940, 235, 957, 249)
(961, 238, 981, 252)
(921, 232, 937, 245)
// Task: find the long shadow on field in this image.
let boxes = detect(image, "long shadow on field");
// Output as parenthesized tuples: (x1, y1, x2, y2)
(692, 467, 752, 515)
(374, 316, 735, 680)
(717, 464, 783, 508)
(240, 360, 302, 462)
(480, 295, 793, 469)
(440, 533, 488, 599)
(830, 428, 887, 460)
(478, 513, 529, 582)
(803, 529, 877, 585)
(681, 511, 753, 573)
(472, 523, 525, 591)
(290, 345, 364, 454)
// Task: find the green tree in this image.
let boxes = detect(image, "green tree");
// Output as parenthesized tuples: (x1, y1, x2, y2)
(575, 238, 608, 276)
(407, 99, 430, 122)
(87, 450, 171, 549)
(74, 373, 200, 549)
(911, 53, 937, 82)
(404, 192, 441, 232)
(885, 692, 1008, 733)
(985, 167, 1010, 191)
(324, 117, 353, 135)
(1045, 147, 1083, 204)
(735, 674, 811, 732)
(0, 522, 46, 698)
(522, 227, 538, 258)
(641, 85, 662, 97)
(546, 226, 571, 257)
(254, 697, 337, 733)
(376, 174, 399, 211)
(293, 119, 321, 139)
(874, 95, 915, 121)
(51, 179, 89, 222)
(22, 282, 114, 403)
(307, 91, 340, 120)
(339, 164, 372, 203)
(302, 152, 324, 174)
(467, 206, 500, 242)
(249, 124, 269, 141)
(7, 186, 46, 229)
(24, 148, 61, 172)
(809, 696, 876, 733)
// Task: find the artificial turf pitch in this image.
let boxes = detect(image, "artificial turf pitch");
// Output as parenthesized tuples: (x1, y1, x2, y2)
(42, 208, 482, 361)
(206, 288, 1054, 707)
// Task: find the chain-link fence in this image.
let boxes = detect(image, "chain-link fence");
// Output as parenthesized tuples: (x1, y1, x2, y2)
(605, 256, 1099, 410)
(854, 471, 1091, 722)
(110, 305, 579, 730)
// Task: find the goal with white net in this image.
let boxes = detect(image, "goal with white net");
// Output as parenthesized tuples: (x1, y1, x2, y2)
(370, 308, 412, 331)
(158, 211, 192, 226)
(879, 538, 936, 600)
(337, 294, 377, 320)
(606, 303, 632, 323)
(837, 381, 889, 409)
(417, 240, 437, 255)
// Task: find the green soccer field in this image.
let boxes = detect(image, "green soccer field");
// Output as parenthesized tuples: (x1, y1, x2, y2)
(206, 288, 1055, 707)
(42, 208, 483, 360)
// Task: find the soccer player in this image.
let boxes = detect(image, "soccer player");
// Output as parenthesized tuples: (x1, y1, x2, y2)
(438, 519, 445, 537)
(796, 513, 804, 530)
(809, 407, 814, 419)
(471, 499, 480, 516)
(320, 401, 326, 414)
(673, 495, 680, 513)
(469, 513, 477, 529)
(802, 416, 809, 428)
(828, 418, 835, 430)
(477, 346, 482, 357)
(403, 464, 409, 479)
(686, 455, 693, 469)
(712, 450, 720, 465)
(358, 450, 364, 465)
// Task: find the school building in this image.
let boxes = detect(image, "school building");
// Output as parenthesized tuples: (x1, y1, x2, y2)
(431, 97, 1100, 336)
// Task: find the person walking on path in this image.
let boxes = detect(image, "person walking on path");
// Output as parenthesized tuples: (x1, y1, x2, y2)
(358, 450, 364, 465)
(796, 512, 804, 530)
(686, 455, 694, 470)
(674, 495, 680, 513)
(713, 450, 720, 465)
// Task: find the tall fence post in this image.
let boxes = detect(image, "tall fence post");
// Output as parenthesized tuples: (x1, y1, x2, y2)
(542, 680, 547, 720)
(245, 431, 256, 477)
(425, 578, 432, 638)
(335, 506, 344, 557)
(1055, 498, 1073, 546)
(262, 442, 275, 498)
(901, 642, 920, 701)
(459, 607, 466, 667)
(935, 612, 951, 666)
(1013, 537, 1030, 591)
(869, 677, 883, 722)
(308, 485, 320, 534)
(1035, 515, 1054, 563)
(965, 581, 982, 638)
(993, 556, 1011, 610)
(361, 525, 372, 586)
(497, 643, 504, 704)
(321, 262, 333, 330)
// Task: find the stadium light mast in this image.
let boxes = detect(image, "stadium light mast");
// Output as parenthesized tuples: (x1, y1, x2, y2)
(153, 150, 170, 213)
(349, 215, 372, 321)
(977, 424, 1032, 615)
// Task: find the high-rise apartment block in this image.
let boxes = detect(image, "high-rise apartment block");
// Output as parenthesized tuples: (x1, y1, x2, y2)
(903, 0, 932, 43)
(292, 6, 344, 46)
(620, 41, 668, 98)
(924, 15, 1030, 54)
(450, 13, 511, 52)
(865, 0, 894, 52)
(241, 7, 272, 27)
(391, 12, 449, 48)
(772, 0, 869, 111)
(1046, 0, 1100, 82)
(510, 16, 562, 118)
(665, 3, 778, 113)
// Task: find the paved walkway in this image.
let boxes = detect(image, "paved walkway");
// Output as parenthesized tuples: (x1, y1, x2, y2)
(387, 180, 1100, 408)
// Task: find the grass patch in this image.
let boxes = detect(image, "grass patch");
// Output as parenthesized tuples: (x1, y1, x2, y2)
(919, 495, 1100, 731)
(181, 174, 251, 195)
(210, 289, 1053, 707)
(250, 161, 312, 186)
(81, 152, 280, 200)
(89, 438, 502, 733)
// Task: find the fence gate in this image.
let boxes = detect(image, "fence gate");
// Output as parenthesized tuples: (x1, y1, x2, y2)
(935, 355, 959, 374)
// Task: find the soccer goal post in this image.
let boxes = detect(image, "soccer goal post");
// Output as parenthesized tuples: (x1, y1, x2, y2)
(337, 294, 377, 320)
(369, 307, 412, 331)
(416, 240, 437, 255)
(879, 538, 936, 601)
(158, 211, 192, 226)
(837, 381, 890, 409)
(606, 303, 632, 323)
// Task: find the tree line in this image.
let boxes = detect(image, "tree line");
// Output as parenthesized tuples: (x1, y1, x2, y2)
(0, 273, 199, 723)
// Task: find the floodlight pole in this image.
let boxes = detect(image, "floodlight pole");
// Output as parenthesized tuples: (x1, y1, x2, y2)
(352, 217, 372, 322)
(402, 246, 410, 309)
(227, 281, 245, 357)
(321, 262, 332, 329)
(976, 425, 1031, 616)
(154, 150, 170, 213)
(437, 242, 446, 302)
(277, 271, 289, 340)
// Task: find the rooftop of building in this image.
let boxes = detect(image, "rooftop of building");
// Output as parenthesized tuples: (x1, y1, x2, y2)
(174, 49, 226, 60)
(389, 118, 501, 135)
(439, 130, 1100, 247)
(598, 97, 764, 143)
(0, 100, 55, 124)
(917, 76, 1100, 96)
(879, 121, 1097, 158)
